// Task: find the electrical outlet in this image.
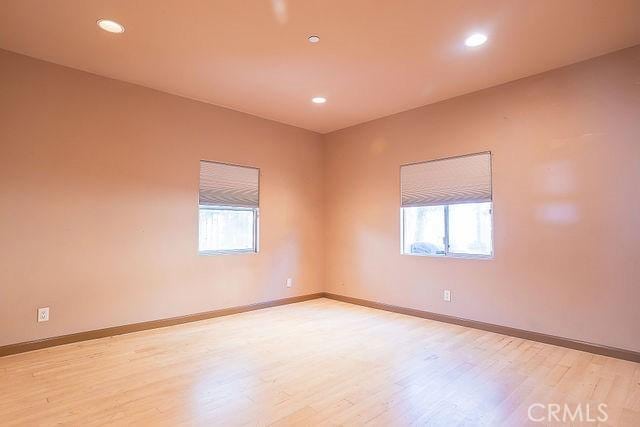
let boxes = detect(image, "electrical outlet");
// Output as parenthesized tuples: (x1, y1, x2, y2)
(37, 307, 50, 322)
(286, 278, 293, 288)
(443, 290, 452, 302)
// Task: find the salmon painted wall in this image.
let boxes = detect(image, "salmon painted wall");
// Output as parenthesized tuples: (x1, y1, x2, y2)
(2, 46, 639, 352)
(0, 50, 324, 346)
(323, 46, 640, 352)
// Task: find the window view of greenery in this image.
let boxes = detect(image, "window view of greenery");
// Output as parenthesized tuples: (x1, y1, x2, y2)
(198, 208, 256, 253)
(402, 202, 492, 256)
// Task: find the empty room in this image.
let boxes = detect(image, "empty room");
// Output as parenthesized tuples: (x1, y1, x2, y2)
(1, 1, 639, 425)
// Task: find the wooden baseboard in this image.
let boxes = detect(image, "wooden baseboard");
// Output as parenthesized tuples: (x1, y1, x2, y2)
(323, 292, 640, 363)
(0, 293, 324, 357)
(4, 292, 638, 363)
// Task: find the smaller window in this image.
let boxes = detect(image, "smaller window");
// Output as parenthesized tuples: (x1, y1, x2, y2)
(199, 160, 259, 255)
(199, 206, 258, 254)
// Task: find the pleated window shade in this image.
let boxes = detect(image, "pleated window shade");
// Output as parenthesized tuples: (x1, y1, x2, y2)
(199, 161, 259, 208)
(401, 152, 492, 207)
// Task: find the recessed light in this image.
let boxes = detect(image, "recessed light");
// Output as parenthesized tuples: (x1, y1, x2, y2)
(464, 33, 487, 47)
(308, 35, 320, 44)
(312, 97, 326, 104)
(97, 19, 125, 34)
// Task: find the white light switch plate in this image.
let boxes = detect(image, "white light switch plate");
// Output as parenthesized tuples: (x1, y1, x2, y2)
(38, 307, 50, 322)
(286, 278, 293, 288)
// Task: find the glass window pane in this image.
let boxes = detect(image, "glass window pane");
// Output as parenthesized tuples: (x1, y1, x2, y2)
(448, 202, 492, 256)
(402, 206, 446, 255)
(199, 208, 255, 252)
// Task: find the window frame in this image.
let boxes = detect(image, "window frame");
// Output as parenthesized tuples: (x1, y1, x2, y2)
(198, 204, 260, 256)
(400, 202, 494, 259)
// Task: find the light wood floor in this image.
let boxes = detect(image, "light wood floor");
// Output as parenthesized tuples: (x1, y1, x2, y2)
(1, 298, 639, 426)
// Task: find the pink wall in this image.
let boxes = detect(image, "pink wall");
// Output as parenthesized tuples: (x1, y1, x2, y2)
(2, 46, 639, 352)
(323, 46, 640, 352)
(0, 50, 324, 346)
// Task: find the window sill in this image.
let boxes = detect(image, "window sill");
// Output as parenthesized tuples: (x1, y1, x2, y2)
(401, 252, 493, 260)
(199, 249, 258, 256)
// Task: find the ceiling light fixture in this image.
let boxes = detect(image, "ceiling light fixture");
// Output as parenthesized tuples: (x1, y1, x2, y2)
(97, 19, 125, 34)
(312, 97, 326, 104)
(464, 33, 487, 47)
(308, 35, 320, 43)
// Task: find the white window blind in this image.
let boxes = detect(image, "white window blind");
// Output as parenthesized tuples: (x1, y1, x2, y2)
(401, 152, 492, 207)
(199, 160, 259, 208)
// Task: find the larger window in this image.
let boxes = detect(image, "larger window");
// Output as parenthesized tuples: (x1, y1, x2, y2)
(400, 152, 493, 258)
(199, 160, 259, 255)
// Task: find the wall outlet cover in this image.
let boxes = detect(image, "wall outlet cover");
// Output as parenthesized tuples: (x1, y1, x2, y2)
(443, 290, 452, 302)
(37, 307, 50, 322)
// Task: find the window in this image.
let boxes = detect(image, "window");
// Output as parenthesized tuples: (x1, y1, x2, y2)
(400, 152, 493, 258)
(199, 207, 257, 253)
(402, 202, 492, 256)
(199, 160, 259, 254)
